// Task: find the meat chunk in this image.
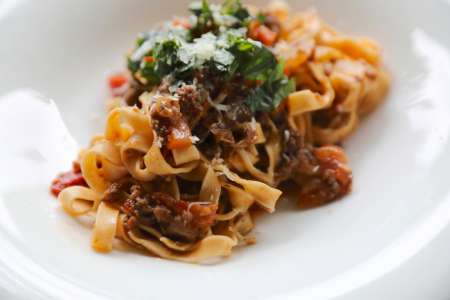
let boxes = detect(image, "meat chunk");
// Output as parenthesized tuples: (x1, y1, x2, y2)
(270, 107, 352, 207)
(296, 146, 352, 208)
(123, 86, 144, 107)
(150, 95, 193, 149)
(210, 122, 235, 144)
(177, 84, 208, 128)
(104, 183, 218, 243)
(103, 181, 132, 203)
(274, 127, 305, 184)
(152, 192, 217, 243)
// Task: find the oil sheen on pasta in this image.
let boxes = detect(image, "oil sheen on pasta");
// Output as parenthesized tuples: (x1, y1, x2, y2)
(51, 0, 389, 263)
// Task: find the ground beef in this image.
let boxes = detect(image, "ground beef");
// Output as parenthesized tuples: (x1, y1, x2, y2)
(124, 87, 142, 107)
(225, 102, 253, 124)
(207, 104, 254, 147)
(271, 109, 306, 185)
(104, 182, 217, 243)
(274, 127, 305, 185)
(150, 96, 187, 146)
(151, 192, 217, 242)
(210, 122, 235, 144)
(235, 123, 257, 148)
(177, 84, 209, 128)
(295, 146, 353, 208)
(116, 77, 149, 107)
(197, 134, 224, 160)
(270, 108, 352, 206)
(103, 181, 133, 203)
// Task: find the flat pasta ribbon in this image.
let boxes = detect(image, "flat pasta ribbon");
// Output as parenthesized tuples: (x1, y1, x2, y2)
(128, 231, 237, 263)
(58, 186, 102, 217)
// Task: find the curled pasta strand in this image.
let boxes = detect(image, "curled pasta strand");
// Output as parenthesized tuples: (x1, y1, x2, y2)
(120, 133, 155, 181)
(358, 68, 390, 117)
(105, 107, 153, 143)
(231, 119, 280, 186)
(232, 212, 254, 237)
(81, 140, 127, 192)
(58, 186, 102, 217)
(236, 149, 273, 185)
(172, 145, 201, 166)
(228, 149, 258, 173)
(128, 231, 237, 263)
(177, 163, 208, 182)
(92, 202, 119, 252)
(144, 140, 198, 176)
(223, 183, 255, 213)
(199, 166, 221, 203)
(319, 34, 381, 65)
(216, 164, 282, 213)
(215, 209, 241, 221)
(312, 72, 362, 144)
(138, 224, 197, 251)
(288, 63, 335, 116)
(292, 113, 313, 142)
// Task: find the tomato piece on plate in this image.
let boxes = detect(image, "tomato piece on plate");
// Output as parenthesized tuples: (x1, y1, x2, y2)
(51, 169, 87, 196)
(108, 73, 128, 89)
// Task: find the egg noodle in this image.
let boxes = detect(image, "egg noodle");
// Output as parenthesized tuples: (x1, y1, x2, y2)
(52, 0, 389, 263)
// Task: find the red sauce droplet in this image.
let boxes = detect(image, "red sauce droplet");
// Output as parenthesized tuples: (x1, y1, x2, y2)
(50, 169, 87, 197)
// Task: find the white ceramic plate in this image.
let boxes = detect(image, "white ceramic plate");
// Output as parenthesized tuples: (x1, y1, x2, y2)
(1, 0, 450, 299)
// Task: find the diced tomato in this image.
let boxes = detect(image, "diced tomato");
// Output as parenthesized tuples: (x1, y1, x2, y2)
(108, 73, 128, 89)
(172, 18, 191, 29)
(168, 135, 192, 150)
(248, 20, 260, 40)
(248, 21, 277, 46)
(51, 170, 87, 196)
(256, 25, 277, 46)
(167, 121, 192, 150)
(143, 56, 155, 63)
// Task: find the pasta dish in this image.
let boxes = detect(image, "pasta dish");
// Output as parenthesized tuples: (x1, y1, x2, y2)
(51, 0, 389, 263)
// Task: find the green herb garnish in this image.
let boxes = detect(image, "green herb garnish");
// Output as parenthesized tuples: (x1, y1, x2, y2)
(256, 12, 266, 24)
(245, 62, 295, 112)
(229, 37, 277, 80)
(221, 0, 250, 23)
(189, 0, 215, 38)
(127, 0, 294, 112)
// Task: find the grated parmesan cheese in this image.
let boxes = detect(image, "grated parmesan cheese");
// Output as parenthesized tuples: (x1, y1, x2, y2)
(251, 117, 257, 130)
(155, 136, 163, 148)
(190, 135, 200, 144)
(284, 129, 290, 141)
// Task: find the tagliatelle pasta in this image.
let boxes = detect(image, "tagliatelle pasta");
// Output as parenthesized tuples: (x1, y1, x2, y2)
(51, 0, 389, 263)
